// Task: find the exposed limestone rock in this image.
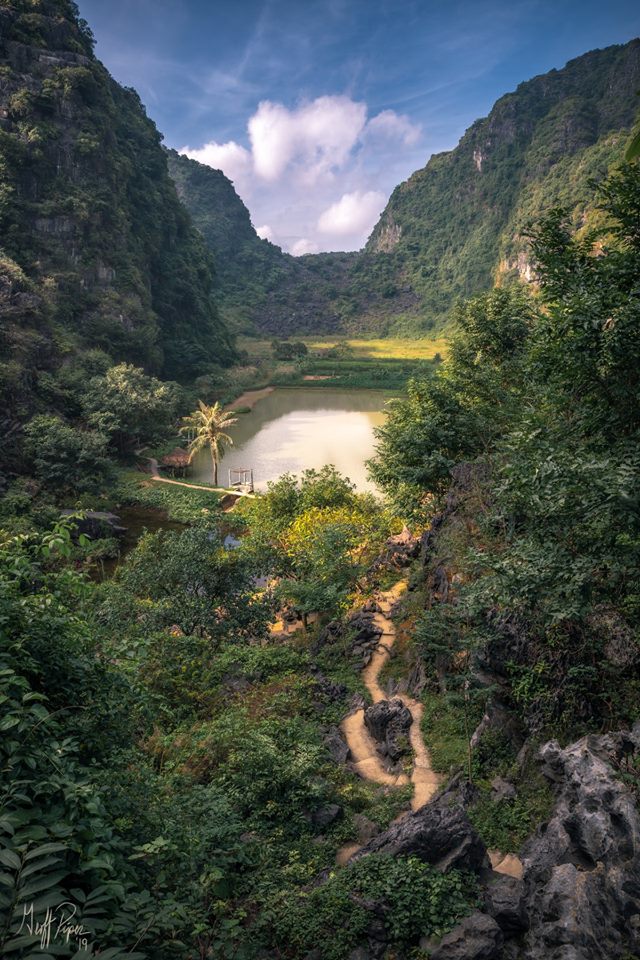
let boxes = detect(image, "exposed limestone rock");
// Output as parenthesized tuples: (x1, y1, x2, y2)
(430, 911, 504, 960)
(351, 790, 489, 873)
(310, 804, 342, 830)
(324, 726, 350, 765)
(370, 217, 402, 253)
(518, 726, 640, 960)
(364, 698, 412, 762)
(348, 608, 384, 667)
(482, 873, 528, 934)
(490, 777, 517, 803)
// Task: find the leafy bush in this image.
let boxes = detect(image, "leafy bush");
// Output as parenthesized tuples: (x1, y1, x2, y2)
(23, 413, 113, 495)
(262, 854, 477, 959)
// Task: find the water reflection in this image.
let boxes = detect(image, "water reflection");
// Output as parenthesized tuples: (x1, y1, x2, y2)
(191, 388, 389, 492)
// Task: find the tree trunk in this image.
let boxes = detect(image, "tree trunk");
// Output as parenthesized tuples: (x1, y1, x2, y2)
(211, 445, 217, 486)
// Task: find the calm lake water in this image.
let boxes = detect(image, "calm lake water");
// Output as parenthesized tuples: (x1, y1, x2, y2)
(191, 388, 390, 492)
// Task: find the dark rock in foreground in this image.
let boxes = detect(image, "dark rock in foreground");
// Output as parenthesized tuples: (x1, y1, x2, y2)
(364, 698, 412, 762)
(431, 911, 504, 960)
(350, 790, 489, 873)
(324, 726, 350, 764)
(517, 725, 640, 960)
(482, 874, 527, 935)
(346, 726, 640, 960)
(311, 804, 342, 830)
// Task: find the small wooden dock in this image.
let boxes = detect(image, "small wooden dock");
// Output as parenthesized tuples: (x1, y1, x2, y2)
(229, 467, 254, 494)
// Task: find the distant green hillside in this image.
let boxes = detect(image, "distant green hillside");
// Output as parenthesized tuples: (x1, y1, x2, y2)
(0, 0, 235, 422)
(167, 149, 350, 336)
(170, 39, 640, 338)
(356, 38, 640, 334)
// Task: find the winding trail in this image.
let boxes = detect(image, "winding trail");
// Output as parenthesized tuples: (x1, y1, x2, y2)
(337, 580, 523, 879)
(340, 581, 441, 808)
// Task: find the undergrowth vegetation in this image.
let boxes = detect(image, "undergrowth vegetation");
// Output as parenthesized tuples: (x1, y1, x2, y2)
(368, 161, 640, 858)
(0, 12, 639, 951)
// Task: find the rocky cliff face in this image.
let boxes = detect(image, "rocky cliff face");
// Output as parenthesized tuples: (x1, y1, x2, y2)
(357, 38, 640, 333)
(169, 40, 640, 338)
(0, 0, 234, 414)
(166, 149, 348, 335)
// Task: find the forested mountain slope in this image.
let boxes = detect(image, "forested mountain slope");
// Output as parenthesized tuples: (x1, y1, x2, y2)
(0, 0, 235, 422)
(357, 38, 640, 333)
(170, 40, 640, 337)
(166, 148, 350, 335)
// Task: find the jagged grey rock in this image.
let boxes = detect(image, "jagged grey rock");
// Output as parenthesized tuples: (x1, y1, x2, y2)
(430, 911, 504, 959)
(314, 618, 343, 652)
(518, 726, 640, 960)
(364, 698, 412, 761)
(350, 791, 489, 873)
(311, 803, 342, 829)
(482, 873, 527, 934)
(490, 777, 517, 802)
(353, 814, 381, 842)
(323, 726, 350, 764)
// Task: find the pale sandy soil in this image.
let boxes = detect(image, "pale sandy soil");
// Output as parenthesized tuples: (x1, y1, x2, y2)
(225, 386, 274, 410)
(336, 580, 522, 878)
(340, 582, 441, 808)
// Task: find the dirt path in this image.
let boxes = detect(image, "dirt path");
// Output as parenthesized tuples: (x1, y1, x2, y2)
(147, 459, 256, 503)
(337, 581, 522, 879)
(340, 582, 440, 808)
(225, 386, 274, 411)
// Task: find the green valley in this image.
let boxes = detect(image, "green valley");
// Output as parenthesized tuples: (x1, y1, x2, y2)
(1, 2, 640, 959)
(169, 40, 640, 338)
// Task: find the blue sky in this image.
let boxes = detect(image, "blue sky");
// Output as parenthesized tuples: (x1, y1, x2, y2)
(78, 0, 640, 253)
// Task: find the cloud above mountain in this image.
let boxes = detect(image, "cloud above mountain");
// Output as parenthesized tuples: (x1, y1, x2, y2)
(181, 94, 421, 254)
(318, 190, 386, 237)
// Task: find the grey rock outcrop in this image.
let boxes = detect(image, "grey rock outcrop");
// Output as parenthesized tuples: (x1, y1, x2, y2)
(482, 874, 527, 934)
(348, 608, 383, 667)
(313, 618, 343, 652)
(490, 777, 517, 803)
(311, 804, 342, 830)
(430, 911, 504, 960)
(323, 726, 350, 764)
(364, 698, 412, 762)
(351, 791, 489, 873)
(518, 726, 640, 960)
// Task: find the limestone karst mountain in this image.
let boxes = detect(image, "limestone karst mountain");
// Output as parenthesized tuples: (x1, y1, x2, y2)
(170, 38, 640, 337)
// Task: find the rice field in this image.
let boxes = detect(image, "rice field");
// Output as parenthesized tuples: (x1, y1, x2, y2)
(238, 336, 448, 361)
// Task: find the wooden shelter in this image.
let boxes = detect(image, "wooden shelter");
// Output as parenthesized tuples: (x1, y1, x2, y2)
(160, 447, 191, 477)
(229, 467, 254, 493)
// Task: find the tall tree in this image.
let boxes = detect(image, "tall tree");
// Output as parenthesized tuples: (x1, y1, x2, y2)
(180, 401, 237, 486)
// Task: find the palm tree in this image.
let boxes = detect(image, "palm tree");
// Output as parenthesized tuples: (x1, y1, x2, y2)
(179, 401, 237, 486)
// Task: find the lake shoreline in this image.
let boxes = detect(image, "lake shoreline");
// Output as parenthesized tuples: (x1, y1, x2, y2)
(194, 386, 391, 493)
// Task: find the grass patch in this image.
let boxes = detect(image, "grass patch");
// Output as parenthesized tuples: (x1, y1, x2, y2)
(421, 692, 480, 776)
(468, 771, 554, 853)
(238, 336, 448, 361)
(235, 336, 448, 391)
(113, 470, 223, 523)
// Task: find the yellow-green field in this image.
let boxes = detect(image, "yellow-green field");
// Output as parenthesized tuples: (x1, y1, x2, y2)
(238, 336, 448, 361)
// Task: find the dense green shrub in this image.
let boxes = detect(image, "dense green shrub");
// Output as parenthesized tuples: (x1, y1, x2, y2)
(262, 854, 477, 959)
(23, 413, 113, 494)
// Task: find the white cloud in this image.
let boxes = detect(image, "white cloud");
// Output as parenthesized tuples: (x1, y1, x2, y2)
(318, 190, 386, 237)
(180, 140, 252, 192)
(179, 95, 425, 254)
(364, 110, 422, 146)
(249, 95, 367, 183)
(255, 224, 274, 241)
(291, 238, 320, 256)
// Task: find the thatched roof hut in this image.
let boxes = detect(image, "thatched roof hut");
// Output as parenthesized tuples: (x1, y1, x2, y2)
(160, 447, 191, 475)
